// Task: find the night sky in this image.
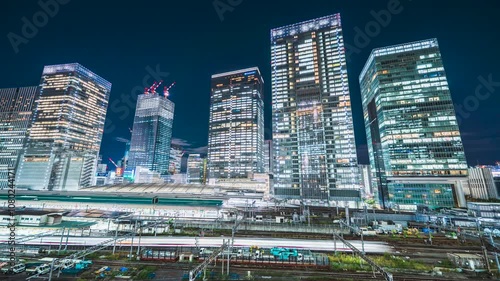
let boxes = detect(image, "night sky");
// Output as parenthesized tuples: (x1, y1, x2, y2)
(1, 0, 499, 167)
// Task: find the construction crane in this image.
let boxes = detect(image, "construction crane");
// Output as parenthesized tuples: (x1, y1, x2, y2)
(109, 158, 124, 177)
(108, 158, 119, 168)
(163, 81, 176, 98)
(143, 80, 163, 95)
(115, 137, 130, 144)
(142, 80, 175, 98)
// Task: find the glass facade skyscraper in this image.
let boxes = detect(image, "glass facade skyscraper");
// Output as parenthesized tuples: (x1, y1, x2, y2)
(128, 93, 174, 175)
(187, 154, 205, 184)
(169, 145, 184, 175)
(359, 39, 468, 209)
(264, 140, 272, 174)
(0, 86, 39, 189)
(207, 67, 264, 180)
(271, 14, 360, 203)
(16, 63, 111, 191)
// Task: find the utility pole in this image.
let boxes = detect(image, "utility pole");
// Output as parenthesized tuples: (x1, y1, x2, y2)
(113, 220, 119, 254)
(136, 221, 143, 258)
(64, 228, 70, 251)
(190, 240, 228, 281)
(221, 239, 225, 276)
(474, 219, 491, 274)
(129, 220, 137, 260)
(333, 232, 392, 281)
(340, 221, 364, 255)
(47, 258, 56, 281)
(364, 204, 368, 226)
(227, 215, 242, 277)
(428, 222, 433, 245)
(307, 206, 311, 227)
(57, 227, 66, 254)
(494, 252, 500, 274)
(345, 204, 350, 226)
(333, 232, 337, 255)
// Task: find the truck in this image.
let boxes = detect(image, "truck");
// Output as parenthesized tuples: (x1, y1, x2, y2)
(270, 248, 299, 260)
(373, 222, 403, 234)
(199, 248, 214, 257)
(359, 227, 377, 236)
(61, 260, 92, 275)
(297, 253, 315, 262)
(445, 232, 457, 239)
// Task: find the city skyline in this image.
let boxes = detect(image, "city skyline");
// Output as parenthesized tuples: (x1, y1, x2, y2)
(2, 1, 498, 167)
(2, 2, 500, 278)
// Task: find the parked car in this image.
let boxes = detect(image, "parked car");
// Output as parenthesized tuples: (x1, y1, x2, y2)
(1, 263, 26, 274)
(27, 264, 51, 275)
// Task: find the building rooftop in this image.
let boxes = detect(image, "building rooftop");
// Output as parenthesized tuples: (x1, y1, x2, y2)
(211, 67, 262, 80)
(42, 63, 112, 91)
(0, 209, 59, 216)
(271, 14, 341, 40)
(359, 38, 439, 82)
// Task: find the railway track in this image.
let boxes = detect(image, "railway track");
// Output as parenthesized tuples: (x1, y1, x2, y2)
(89, 260, 470, 281)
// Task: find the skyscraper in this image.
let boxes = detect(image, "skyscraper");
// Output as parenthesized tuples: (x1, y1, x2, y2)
(358, 164, 373, 198)
(0, 86, 39, 189)
(169, 145, 184, 175)
(187, 154, 205, 184)
(207, 67, 264, 180)
(359, 39, 468, 210)
(16, 63, 111, 191)
(271, 14, 360, 204)
(128, 92, 174, 176)
(264, 140, 273, 174)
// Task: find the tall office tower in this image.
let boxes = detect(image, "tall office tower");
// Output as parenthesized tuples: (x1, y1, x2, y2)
(360, 39, 468, 210)
(169, 145, 184, 175)
(187, 154, 205, 184)
(271, 14, 360, 204)
(16, 64, 111, 191)
(0, 87, 39, 189)
(207, 67, 264, 180)
(128, 92, 174, 175)
(358, 164, 373, 198)
(263, 140, 273, 174)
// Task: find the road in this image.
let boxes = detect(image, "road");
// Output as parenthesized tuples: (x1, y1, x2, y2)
(0, 236, 393, 253)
